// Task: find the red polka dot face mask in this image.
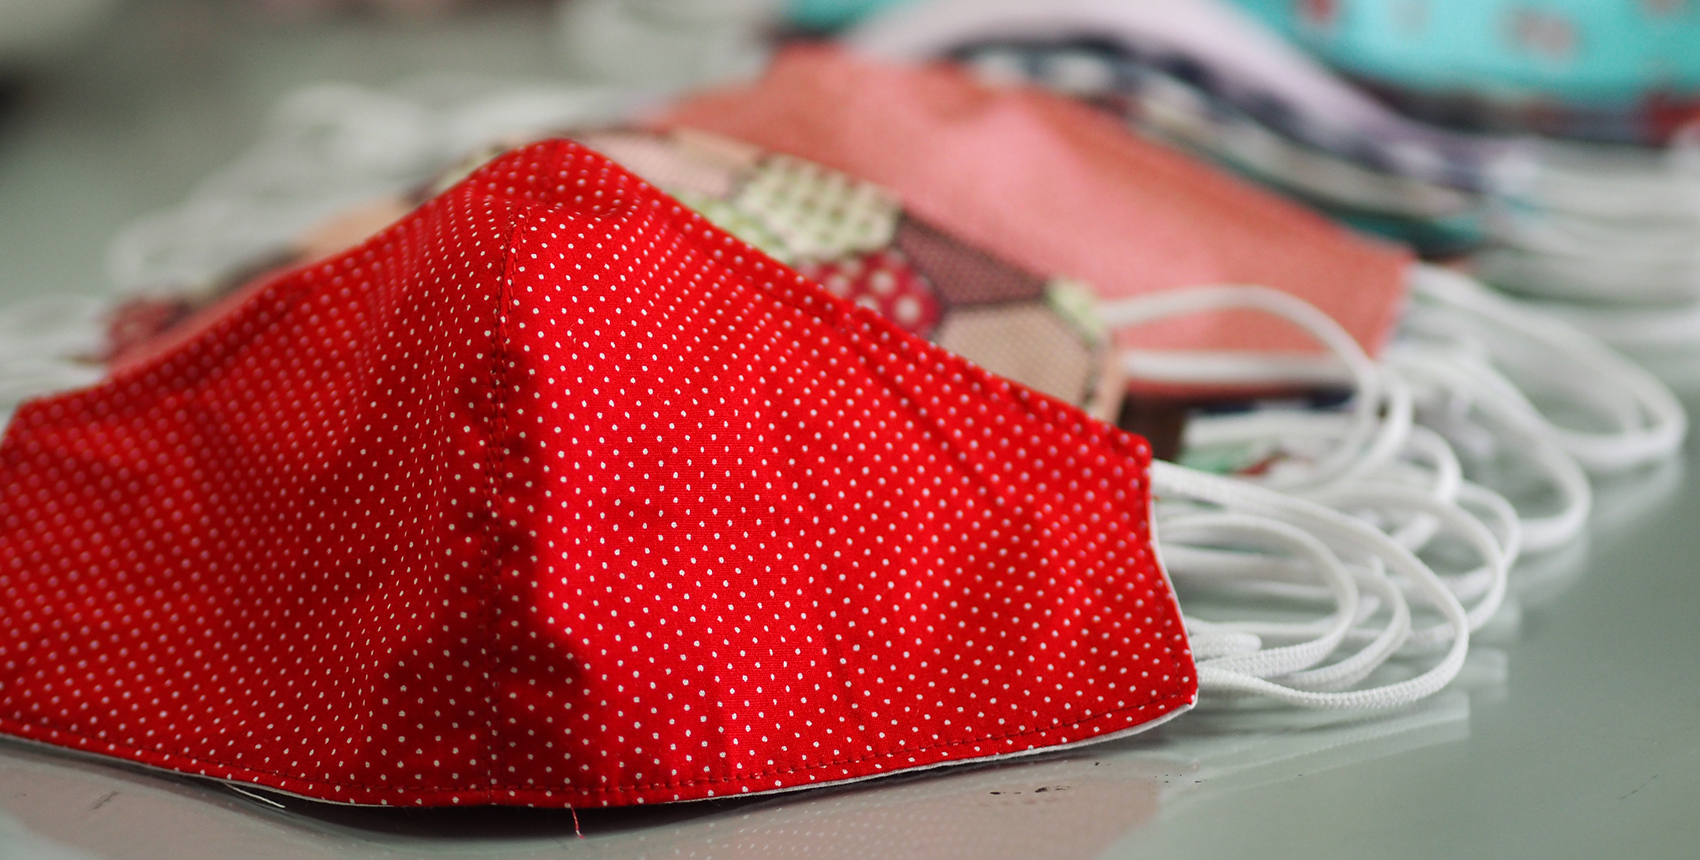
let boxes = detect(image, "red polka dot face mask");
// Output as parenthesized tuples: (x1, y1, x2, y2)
(0, 140, 1195, 807)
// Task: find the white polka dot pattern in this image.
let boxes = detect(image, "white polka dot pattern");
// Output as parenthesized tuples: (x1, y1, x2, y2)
(0, 140, 1194, 807)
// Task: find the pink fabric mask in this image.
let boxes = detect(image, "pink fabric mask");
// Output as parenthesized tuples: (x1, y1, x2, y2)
(653, 46, 1414, 360)
(0, 140, 1195, 807)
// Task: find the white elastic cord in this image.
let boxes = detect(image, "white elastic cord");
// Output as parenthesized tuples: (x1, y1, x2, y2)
(1097, 285, 1393, 490)
(1482, 140, 1700, 303)
(1527, 299, 1700, 356)
(1502, 139, 1700, 222)
(1101, 284, 1526, 708)
(1387, 341, 1593, 554)
(1406, 265, 1687, 473)
(1162, 513, 1360, 679)
(1152, 461, 1478, 711)
(1165, 454, 1510, 652)
(1281, 561, 1407, 693)
(1383, 424, 1462, 549)
(1304, 480, 1511, 653)
(1163, 534, 1414, 696)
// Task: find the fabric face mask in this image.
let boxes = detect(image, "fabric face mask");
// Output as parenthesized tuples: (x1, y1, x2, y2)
(0, 131, 1507, 810)
(843, 0, 1494, 252)
(653, 45, 1415, 368)
(1229, 0, 1700, 146)
(940, 40, 1485, 253)
(845, 0, 1519, 194)
(0, 139, 1198, 808)
(802, 21, 1679, 469)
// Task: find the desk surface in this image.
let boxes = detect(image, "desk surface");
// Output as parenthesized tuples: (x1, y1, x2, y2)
(1, 4, 1697, 858)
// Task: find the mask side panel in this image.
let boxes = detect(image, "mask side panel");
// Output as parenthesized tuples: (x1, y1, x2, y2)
(0, 187, 523, 804)
(467, 141, 1196, 807)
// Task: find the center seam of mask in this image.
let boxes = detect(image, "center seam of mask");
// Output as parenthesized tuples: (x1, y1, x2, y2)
(473, 201, 529, 803)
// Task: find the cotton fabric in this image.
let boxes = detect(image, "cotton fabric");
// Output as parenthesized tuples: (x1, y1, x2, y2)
(0, 140, 1195, 807)
(656, 46, 1414, 359)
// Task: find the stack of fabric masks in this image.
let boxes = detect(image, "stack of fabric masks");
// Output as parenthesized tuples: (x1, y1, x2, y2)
(0, 42, 1683, 809)
(803, 0, 1700, 143)
(841, 0, 1700, 385)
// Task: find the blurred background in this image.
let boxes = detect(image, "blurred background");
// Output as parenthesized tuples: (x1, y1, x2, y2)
(0, 0, 584, 306)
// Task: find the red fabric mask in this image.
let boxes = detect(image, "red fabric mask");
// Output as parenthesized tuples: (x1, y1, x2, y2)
(0, 140, 1195, 807)
(653, 46, 1413, 359)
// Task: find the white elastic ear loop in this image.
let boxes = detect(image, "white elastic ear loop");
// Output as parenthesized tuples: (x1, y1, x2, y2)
(1306, 480, 1512, 651)
(1381, 424, 1463, 550)
(1160, 518, 1420, 695)
(1528, 298, 1700, 355)
(1390, 343, 1592, 553)
(1157, 536, 1413, 695)
(1097, 285, 1396, 490)
(1448, 482, 1522, 602)
(1180, 368, 1416, 494)
(1161, 443, 1502, 668)
(1152, 461, 1472, 710)
(1161, 513, 1360, 679)
(1178, 376, 1482, 559)
(1407, 265, 1688, 472)
(1282, 560, 1408, 693)
(1505, 139, 1700, 222)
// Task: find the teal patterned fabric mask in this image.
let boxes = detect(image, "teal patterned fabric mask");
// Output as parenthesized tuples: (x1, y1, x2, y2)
(1229, 0, 1700, 144)
(785, 0, 916, 30)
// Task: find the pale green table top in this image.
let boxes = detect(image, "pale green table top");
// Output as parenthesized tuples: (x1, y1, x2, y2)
(1, 3, 1697, 858)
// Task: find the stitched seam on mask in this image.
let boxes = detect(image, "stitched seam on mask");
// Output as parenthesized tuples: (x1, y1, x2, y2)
(472, 204, 528, 801)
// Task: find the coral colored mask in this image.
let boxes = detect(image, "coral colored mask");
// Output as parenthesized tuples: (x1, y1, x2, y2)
(0, 140, 1195, 807)
(654, 46, 1413, 359)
